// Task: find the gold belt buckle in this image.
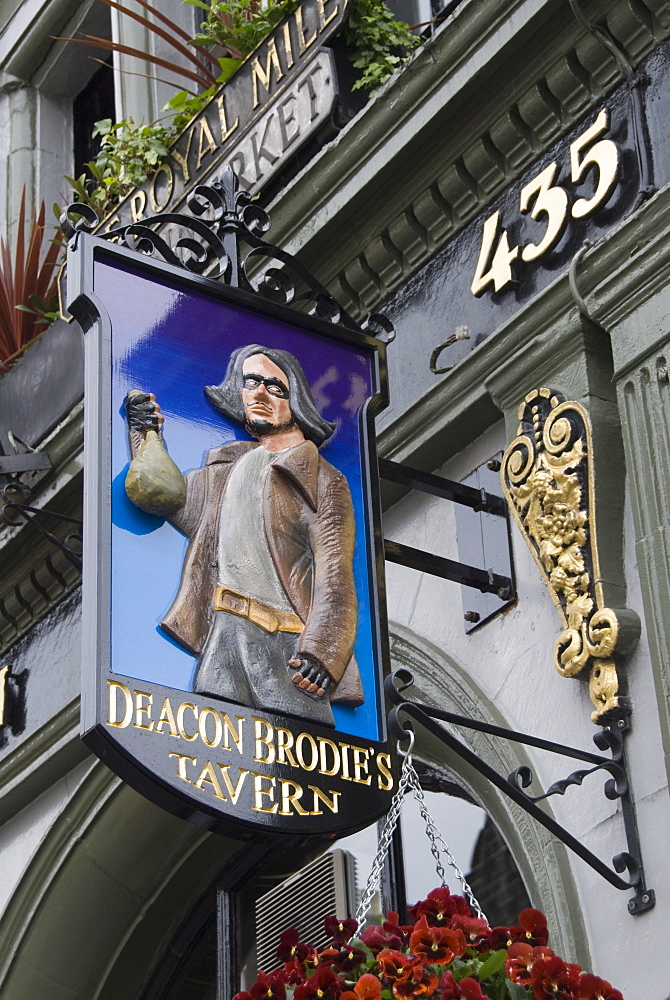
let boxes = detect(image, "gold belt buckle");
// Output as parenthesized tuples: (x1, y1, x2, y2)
(216, 587, 249, 616)
(248, 600, 280, 634)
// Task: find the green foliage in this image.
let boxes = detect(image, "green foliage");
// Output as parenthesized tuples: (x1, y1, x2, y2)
(344, 0, 419, 93)
(63, 117, 175, 217)
(62, 0, 420, 220)
(164, 86, 219, 132)
(185, 0, 297, 61)
(93, 118, 173, 196)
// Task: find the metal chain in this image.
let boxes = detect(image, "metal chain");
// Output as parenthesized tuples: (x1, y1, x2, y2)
(404, 760, 485, 921)
(355, 733, 486, 926)
(355, 735, 418, 925)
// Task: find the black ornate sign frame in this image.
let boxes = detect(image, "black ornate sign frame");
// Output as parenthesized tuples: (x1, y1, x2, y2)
(66, 194, 396, 837)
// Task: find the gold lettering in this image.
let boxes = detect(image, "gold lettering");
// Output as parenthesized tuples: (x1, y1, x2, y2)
(194, 760, 226, 799)
(295, 732, 318, 771)
(199, 706, 223, 748)
(309, 785, 340, 814)
(102, 214, 121, 233)
(279, 778, 309, 815)
(130, 189, 146, 223)
(168, 752, 196, 782)
(253, 717, 275, 763)
(171, 127, 195, 183)
(107, 680, 133, 728)
(218, 765, 250, 804)
(294, 6, 317, 54)
(282, 20, 295, 68)
(352, 746, 372, 785)
(316, 0, 338, 29)
(252, 772, 278, 813)
(276, 727, 299, 767)
(216, 94, 239, 144)
(177, 702, 199, 741)
(133, 690, 154, 731)
(221, 713, 244, 754)
(251, 39, 284, 108)
(150, 163, 174, 213)
(195, 117, 218, 171)
(317, 737, 340, 776)
(155, 697, 179, 737)
(338, 742, 352, 780)
(376, 752, 393, 791)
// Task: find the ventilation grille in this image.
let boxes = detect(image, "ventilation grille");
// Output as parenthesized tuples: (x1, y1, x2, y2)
(255, 850, 357, 974)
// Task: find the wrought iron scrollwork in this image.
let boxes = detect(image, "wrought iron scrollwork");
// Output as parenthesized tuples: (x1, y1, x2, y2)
(1, 482, 82, 572)
(60, 167, 394, 341)
(385, 668, 654, 915)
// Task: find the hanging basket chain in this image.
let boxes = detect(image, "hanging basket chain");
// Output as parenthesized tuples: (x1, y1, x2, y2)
(404, 761, 485, 921)
(354, 734, 486, 927)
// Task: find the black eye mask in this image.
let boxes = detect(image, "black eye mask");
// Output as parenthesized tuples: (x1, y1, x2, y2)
(242, 373, 290, 398)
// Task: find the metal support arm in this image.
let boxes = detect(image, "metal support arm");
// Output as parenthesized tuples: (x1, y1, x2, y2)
(385, 669, 654, 915)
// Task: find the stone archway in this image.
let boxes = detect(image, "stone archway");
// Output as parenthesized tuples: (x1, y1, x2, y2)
(389, 623, 590, 968)
(0, 759, 254, 1000)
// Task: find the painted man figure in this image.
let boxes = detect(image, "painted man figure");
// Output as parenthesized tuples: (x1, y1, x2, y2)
(124, 344, 362, 728)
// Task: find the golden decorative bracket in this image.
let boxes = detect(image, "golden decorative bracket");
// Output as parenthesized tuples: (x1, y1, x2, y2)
(501, 388, 640, 725)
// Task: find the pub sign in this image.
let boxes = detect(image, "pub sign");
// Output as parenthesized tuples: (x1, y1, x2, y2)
(69, 234, 395, 836)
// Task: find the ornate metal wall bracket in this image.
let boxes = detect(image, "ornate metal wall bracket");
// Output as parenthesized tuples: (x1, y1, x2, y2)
(386, 669, 654, 916)
(59, 167, 394, 342)
(1, 482, 82, 572)
(500, 388, 640, 725)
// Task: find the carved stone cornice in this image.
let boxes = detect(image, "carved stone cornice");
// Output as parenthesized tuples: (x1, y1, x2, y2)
(268, 0, 670, 321)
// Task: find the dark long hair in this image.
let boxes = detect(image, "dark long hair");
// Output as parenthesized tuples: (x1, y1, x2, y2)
(204, 344, 336, 446)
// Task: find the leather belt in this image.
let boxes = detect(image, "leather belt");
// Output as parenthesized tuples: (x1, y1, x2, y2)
(214, 586, 304, 634)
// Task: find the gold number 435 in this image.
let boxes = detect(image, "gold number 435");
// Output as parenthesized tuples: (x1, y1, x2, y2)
(471, 109, 620, 296)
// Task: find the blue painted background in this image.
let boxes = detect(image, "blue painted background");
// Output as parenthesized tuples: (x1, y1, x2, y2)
(99, 257, 382, 740)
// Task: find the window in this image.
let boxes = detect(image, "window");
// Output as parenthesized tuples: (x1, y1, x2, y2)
(73, 59, 115, 179)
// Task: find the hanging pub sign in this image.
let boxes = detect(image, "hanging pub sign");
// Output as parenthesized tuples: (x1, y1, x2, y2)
(67, 205, 395, 837)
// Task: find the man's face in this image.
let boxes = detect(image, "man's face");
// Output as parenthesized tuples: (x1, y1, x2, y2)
(242, 354, 293, 436)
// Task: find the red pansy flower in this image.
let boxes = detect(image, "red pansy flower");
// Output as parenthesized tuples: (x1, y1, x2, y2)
(391, 961, 439, 999)
(294, 968, 344, 1000)
(233, 992, 251, 1000)
(360, 924, 405, 955)
(383, 911, 413, 947)
(530, 956, 581, 1000)
(325, 916, 359, 945)
(250, 971, 287, 1000)
(277, 929, 311, 964)
(408, 888, 470, 926)
(448, 916, 490, 951)
(283, 958, 307, 986)
(439, 971, 460, 1000)
(518, 909, 549, 947)
(488, 926, 517, 950)
(577, 974, 623, 1000)
(409, 916, 467, 964)
(505, 943, 555, 985)
(377, 949, 413, 981)
(340, 974, 384, 1000)
(457, 978, 489, 1000)
(316, 948, 345, 970)
(329, 947, 368, 972)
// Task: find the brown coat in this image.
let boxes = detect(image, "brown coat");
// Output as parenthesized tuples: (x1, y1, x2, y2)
(160, 440, 363, 705)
